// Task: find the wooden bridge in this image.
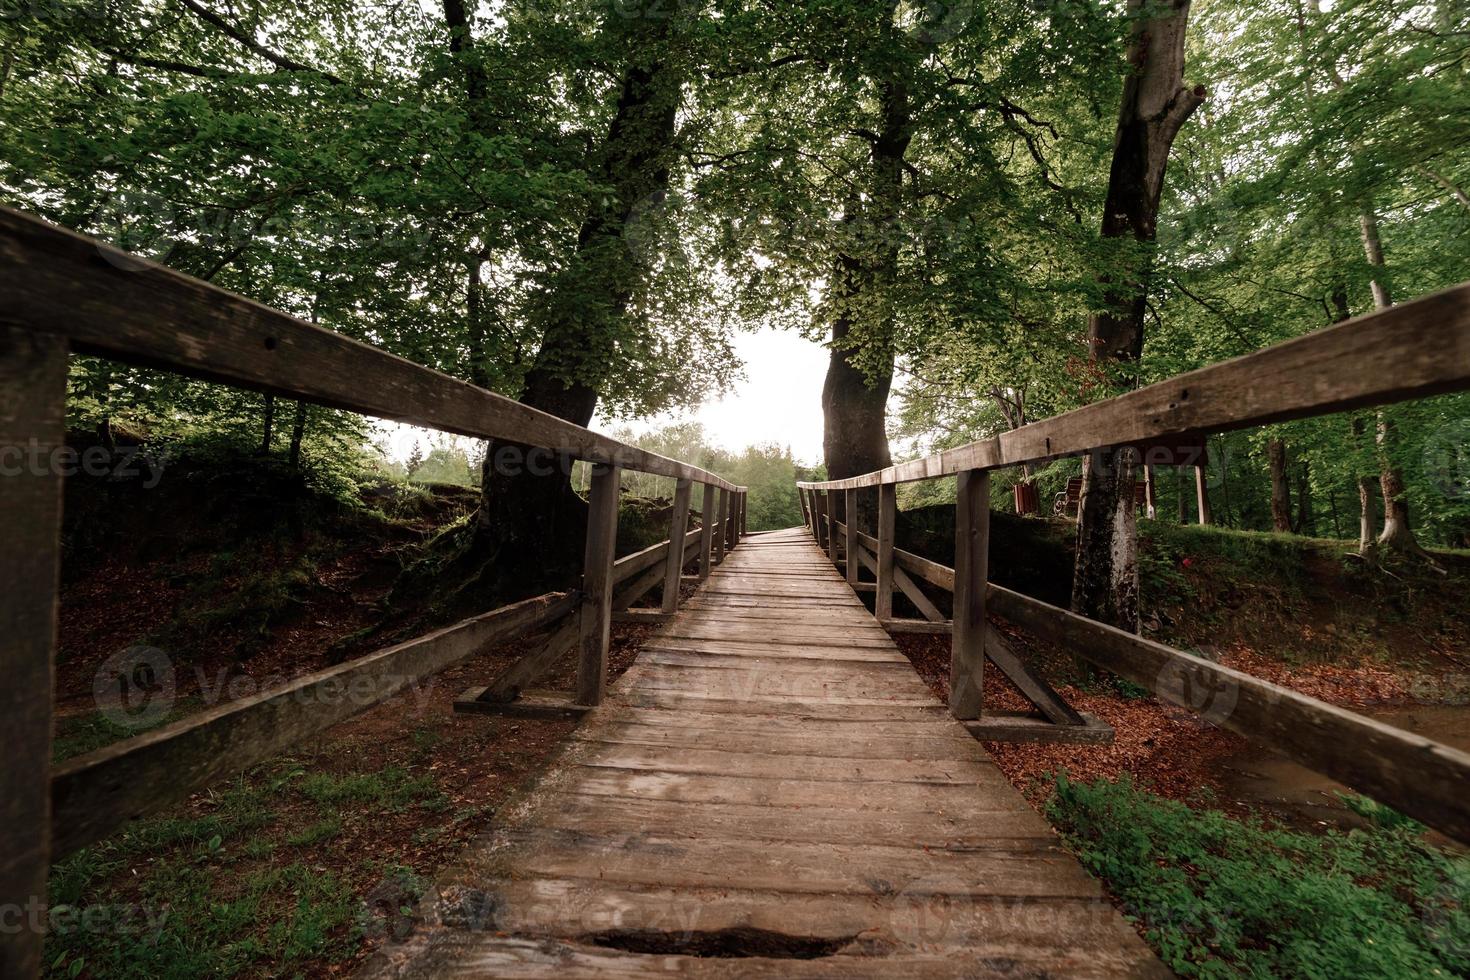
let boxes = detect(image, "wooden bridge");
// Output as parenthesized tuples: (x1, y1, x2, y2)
(4, 205, 1470, 978)
(364, 527, 1163, 977)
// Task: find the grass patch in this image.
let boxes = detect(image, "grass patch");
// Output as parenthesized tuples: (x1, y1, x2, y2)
(1047, 774, 1470, 978)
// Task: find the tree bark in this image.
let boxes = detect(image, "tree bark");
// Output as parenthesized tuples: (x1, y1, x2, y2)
(1072, 0, 1204, 632)
(454, 11, 686, 592)
(1358, 474, 1378, 553)
(1268, 438, 1292, 533)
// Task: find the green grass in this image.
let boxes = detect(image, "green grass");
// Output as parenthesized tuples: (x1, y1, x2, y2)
(1047, 774, 1470, 978)
(42, 758, 451, 978)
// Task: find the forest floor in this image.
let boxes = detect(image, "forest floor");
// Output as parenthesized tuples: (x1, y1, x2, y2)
(41, 457, 1470, 978)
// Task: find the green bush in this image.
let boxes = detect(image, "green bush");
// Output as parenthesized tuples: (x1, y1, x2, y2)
(1046, 774, 1470, 978)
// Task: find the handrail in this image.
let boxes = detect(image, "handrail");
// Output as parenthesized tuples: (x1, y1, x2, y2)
(796, 280, 1470, 844)
(0, 204, 748, 976)
(0, 206, 743, 492)
(799, 281, 1470, 491)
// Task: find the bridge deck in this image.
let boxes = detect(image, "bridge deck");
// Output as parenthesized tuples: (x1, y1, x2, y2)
(366, 528, 1165, 978)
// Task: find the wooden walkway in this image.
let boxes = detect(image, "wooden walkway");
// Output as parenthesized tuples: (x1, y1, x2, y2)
(365, 528, 1166, 978)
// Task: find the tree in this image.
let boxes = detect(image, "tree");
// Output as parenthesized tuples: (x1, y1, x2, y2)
(1072, 0, 1204, 632)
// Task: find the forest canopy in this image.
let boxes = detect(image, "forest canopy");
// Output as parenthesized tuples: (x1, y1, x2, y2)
(2, 0, 1466, 558)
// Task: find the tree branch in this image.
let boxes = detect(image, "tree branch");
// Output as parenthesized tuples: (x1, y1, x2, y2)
(172, 0, 343, 84)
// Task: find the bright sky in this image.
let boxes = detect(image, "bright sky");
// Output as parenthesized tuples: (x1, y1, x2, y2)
(378, 325, 832, 466)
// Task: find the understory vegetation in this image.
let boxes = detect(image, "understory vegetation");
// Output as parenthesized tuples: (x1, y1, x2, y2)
(1047, 775, 1470, 979)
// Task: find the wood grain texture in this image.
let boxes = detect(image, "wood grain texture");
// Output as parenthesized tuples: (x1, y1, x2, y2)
(0, 207, 741, 492)
(875, 483, 897, 623)
(950, 470, 988, 720)
(576, 465, 621, 706)
(361, 529, 1165, 979)
(0, 327, 67, 980)
(661, 480, 693, 614)
(800, 279, 1470, 490)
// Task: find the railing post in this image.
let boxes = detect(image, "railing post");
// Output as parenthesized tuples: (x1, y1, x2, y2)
(844, 488, 859, 585)
(0, 327, 68, 980)
(740, 490, 747, 537)
(726, 490, 738, 551)
(714, 488, 728, 565)
(575, 463, 621, 706)
(799, 487, 810, 529)
(824, 490, 838, 564)
(875, 482, 896, 621)
(951, 469, 990, 719)
(661, 478, 692, 614)
(698, 483, 715, 579)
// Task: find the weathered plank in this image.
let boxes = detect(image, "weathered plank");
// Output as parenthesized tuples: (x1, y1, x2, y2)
(0, 207, 743, 492)
(576, 464, 621, 706)
(986, 583, 1470, 843)
(951, 470, 989, 720)
(365, 528, 1164, 979)
(800, 279, 1470, 489)
(875, 483, 896, 621)
(662, 480, 693, 614)
(0, 326, 67, 980)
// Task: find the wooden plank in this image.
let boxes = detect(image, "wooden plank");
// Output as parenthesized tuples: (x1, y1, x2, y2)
(52, 590, 575, 858)
(875, 483, 897, 622)
(986, 583, 1470, 843)
(661, 479, 693, 614)
(575, 464, 621, 706)
(812, 489, 828, 551)
(950, 470, 988, 720)
(985, 627, 1085, 727)
(0, 208, 742, 493)
(453, 689, 594, 720)
(0, 326, 67, 980)
(894, 564, 945, 622)
(798, 280, 1470, 490)
(881, 618, 953, 635)
(964, 712, 1113, 745)
(472, 607, 580, 704)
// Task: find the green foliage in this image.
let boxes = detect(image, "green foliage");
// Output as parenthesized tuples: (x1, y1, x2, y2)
(606, 422, 818, 532)
(1048, 774, 1470, 979)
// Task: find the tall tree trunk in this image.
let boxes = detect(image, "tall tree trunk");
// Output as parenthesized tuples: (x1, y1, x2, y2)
(1268, 438, 1292, 532)
(260, 393, 276, 455)
(458, 12, 686, 592)
(288, 401, 306, 469)
(1357, 210, 1430, 556)
(1358, 474, 1378, 552)
(1072, 0, 1204, 632)
(822, 45, 911, 530)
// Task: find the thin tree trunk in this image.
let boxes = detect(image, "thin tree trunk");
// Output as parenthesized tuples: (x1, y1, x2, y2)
(288, 401, 306, 469)
(1073, 0, 1204, 632)
(1268, 438, 1292, 532)
(1143, 464, 1157, 520)
(260, 393, 276, 455)
(1358, 475, 1378, 552)
(1296, 460, 1313, 535)
(1195, 465, 1212, 525)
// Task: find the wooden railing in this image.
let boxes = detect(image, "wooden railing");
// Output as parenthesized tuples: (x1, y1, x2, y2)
(800, 280, 1470, 845)
(0, 206, 745, 978)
